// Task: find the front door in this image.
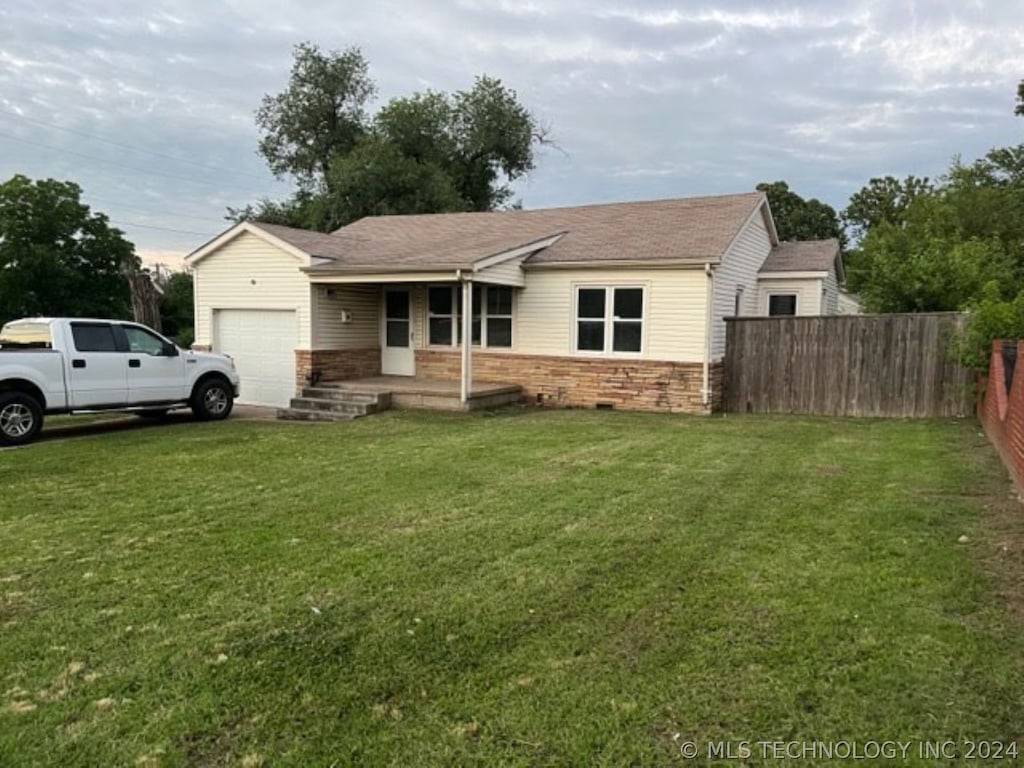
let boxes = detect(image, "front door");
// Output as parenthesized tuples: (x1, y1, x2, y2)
(381, 288, 415, 376)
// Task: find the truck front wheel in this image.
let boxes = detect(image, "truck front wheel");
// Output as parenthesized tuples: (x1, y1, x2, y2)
(0, 392, 43, 447)
(191, 378, 234, 421)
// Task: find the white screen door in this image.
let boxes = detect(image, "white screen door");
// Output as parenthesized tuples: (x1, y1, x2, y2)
(381, 288, 415, 376)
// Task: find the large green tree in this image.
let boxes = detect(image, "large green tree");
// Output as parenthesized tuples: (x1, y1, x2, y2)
(256, 42, 376, 186)
(0, 175, 138, 322)
(755, 181, 843, 243)
(159, 270, 195, 347)
(235, 44, 547, 231)
(841, 175, 934, 241)
(845, 148, 1024, 316)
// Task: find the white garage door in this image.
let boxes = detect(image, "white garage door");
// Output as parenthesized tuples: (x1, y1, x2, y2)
(214, 309, 297, 407)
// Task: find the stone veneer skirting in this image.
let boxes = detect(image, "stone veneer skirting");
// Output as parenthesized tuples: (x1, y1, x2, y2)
(415, 348, 723, 414)
(295, 348, 381, 388)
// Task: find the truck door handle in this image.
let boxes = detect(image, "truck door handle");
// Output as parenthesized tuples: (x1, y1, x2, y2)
(72, 359, 86, 369)
(128, 359, 141, 368)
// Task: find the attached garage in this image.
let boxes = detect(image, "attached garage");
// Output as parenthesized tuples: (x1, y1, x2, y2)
(187, 224, 319, 409)
(214, 309, 297, 407)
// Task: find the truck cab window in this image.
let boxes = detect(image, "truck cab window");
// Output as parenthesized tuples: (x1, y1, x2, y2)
(70, 323, 119, 352)
(123, 326, 167, 356)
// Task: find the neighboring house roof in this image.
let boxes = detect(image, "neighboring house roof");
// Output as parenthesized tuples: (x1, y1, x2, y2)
(759, 238, 843, 281)
(299, 191, 769, 272)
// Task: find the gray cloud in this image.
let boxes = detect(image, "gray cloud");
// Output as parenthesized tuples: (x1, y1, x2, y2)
(1, 0, 1022, 259)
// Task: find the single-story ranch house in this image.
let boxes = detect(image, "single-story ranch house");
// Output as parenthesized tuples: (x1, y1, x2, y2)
(185, 191, 843, 413)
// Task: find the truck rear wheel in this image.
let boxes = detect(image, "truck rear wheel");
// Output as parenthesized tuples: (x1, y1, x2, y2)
(0, 392, 43, 447)
(191, 378, 234, 421)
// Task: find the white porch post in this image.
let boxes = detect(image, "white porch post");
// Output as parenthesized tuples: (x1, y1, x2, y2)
(460, 278, 473, 403)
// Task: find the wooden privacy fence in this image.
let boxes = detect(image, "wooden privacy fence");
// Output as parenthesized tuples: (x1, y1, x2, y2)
(723, 313, 975, 418)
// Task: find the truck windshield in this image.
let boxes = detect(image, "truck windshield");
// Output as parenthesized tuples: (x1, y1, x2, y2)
(0, 322, 53, 349)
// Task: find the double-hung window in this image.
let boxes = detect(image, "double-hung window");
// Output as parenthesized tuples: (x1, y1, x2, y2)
(576, 286, 644, 354)
(428, 287, 457, 346)
(427, 284, 513, 348)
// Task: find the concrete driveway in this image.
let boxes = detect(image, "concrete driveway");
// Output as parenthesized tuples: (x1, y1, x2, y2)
(29, 404, 279, 446)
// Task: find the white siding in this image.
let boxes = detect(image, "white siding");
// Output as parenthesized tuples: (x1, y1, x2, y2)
(837, 291, 862, 315)
(822, 267, 839, 314)
(193, 232, 313, 349)
(311, 284, 379, 348)
(516, 267, 708, 362)
(475, 255, 527, 286)
(756, 278, 824, 315)
(711, 208, 772, 358)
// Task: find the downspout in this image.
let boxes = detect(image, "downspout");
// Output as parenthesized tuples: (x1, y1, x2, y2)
(190, 266, 201, 351)
(457, 269, 472, 404)
(702, 263, 713, 408)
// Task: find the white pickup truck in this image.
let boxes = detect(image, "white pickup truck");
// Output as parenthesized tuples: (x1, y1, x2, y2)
(0, 317, 240, 446)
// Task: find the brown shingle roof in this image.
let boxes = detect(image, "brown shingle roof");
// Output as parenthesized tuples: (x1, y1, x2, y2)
(759, 239, 840, 274)
(250, 222, 356, 260)
(283, 192, 767, 271)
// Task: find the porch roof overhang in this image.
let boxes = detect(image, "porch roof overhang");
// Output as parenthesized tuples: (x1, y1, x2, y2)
(308, 268, 468, 285)
(302, 232, 566, 287)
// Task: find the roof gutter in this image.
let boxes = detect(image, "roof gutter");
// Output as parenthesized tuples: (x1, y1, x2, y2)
(702, 263, 713, 409)
(523, 258, 720, 271)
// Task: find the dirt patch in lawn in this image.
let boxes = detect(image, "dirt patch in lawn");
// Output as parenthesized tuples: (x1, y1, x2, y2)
(977, 488, 1024, 622)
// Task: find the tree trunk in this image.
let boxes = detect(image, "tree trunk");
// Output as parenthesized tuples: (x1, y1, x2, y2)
(127, 272, 162, 331)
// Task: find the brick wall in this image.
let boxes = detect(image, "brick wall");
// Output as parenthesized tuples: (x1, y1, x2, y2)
(415, 348, 720, 414)
(295, 348, 381, 389)
(978, 339, 1024, 493)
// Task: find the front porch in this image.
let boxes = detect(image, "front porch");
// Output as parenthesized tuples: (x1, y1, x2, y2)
(278, 375, 522, 421)
(309, 268, 525, 409)
(325, 376, 522, 411)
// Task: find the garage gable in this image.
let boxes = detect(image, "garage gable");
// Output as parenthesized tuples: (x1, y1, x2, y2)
(191, 230, 314, 355)
(186, 221, 312, 268)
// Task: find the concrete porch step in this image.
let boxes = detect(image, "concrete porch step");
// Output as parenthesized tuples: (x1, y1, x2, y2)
(276, 390, 392, 422)
(301, 387, 389, 405)
(276, 407, 357, 422)
(288, 397, 379, 415)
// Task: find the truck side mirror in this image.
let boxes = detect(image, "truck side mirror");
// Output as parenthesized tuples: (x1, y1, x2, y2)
(162, 342, 179, 357)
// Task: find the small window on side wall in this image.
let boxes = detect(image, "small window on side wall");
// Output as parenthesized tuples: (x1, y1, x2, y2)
(768, 294, 797, 317)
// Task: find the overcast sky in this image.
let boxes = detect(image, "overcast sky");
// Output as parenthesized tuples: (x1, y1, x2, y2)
(2, 0, 1022, 266)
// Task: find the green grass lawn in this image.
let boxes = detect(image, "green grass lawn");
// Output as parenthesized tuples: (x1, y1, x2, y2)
(1, 410, 1021, 766)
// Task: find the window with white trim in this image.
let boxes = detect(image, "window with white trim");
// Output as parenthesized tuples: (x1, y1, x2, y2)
(427, 284, 513, 348)
(428, 286, 456, 346)
(575, 286, 644, 354)
(768, 294, 797, 316)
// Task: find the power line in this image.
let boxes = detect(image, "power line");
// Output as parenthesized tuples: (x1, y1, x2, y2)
(110, 220, 218, 237)
(0, 130, 274, 194)
(0, 107, 275, 185)
(83, 193, 229, 225)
